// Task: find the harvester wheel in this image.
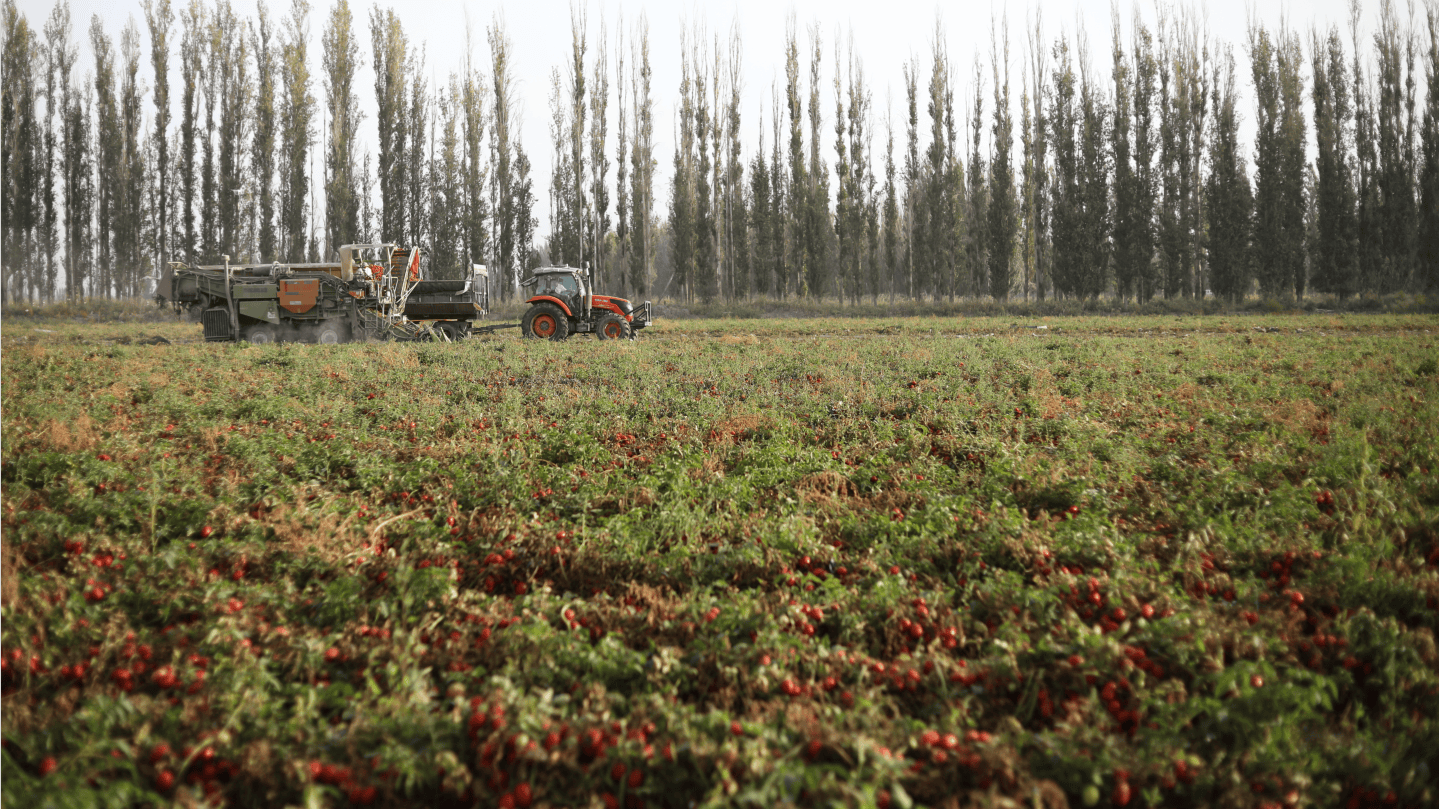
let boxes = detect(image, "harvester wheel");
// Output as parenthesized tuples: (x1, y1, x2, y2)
(522, 303, 570, 341)
(241, 323, 278, 344)
(595, 312, 632, 341)
(314, 321, 349, 345)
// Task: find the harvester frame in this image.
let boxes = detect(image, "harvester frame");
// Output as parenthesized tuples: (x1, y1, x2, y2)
(158, 244, 491, 343)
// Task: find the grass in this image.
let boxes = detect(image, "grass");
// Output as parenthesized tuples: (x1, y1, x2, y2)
(2, 311, 1437, 809)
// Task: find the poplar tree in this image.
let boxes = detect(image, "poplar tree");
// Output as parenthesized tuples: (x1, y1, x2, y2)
(590, 19, 610, 287)
(1311, 27, 1358, 298)
(513, 143, 535, 272)
(278, 0, 314, 262)
(322, 0, 361, 255)
(944, 51, 964, 300)
(1373, 0, 1417, 293)
(404, 48, 426, 249)
(784, 19, 805, 298)
(1277, 28, 1305, 299)
(90, 15, 118, 295)
(44, 2, 76, 300)
(567, 7, 587, 268)
(1207, 44, 1252, 301)
(846, 45, 875, 303)
(428, 79, 464, 276)
(118, 20, 145, 293)
(489, 16, 518, 292)
(965, 56, 986, 298)
(198, 4, 217, 262)
(1108, 11, 1160, 301)
(725, 26, 748, 300)
(1020, 50, 1034, 300)
(805, 24, 830, 298)
(546, 68, 568, 264)
(1111, 10, 1139, 301)
(1249, 25, 1282, 297)
(903, 61, 919, 299)
(988, 17, 1016, 301)
(832, 39, 870, 304)
(1249, 22, 1307, 299)
(358, 151, 373, 240)
(1027, 12, 1049, 300)
(253, 3, 277, 260)
(833, 44, 854, 301)
(37, 2, 57, 301)
(1049, 33, 1081, 297)
(770, 86, 787, 298)
(1131, 14, 1159, 301)
(48, 2, 89, 300)
(177, 0, 204, 262)
(1076, 38, 1110, 299)
(72, 81, 95, 296)
(921, 35, 957, 300)
(710, 42, 724, 299)
(371, 8, 406, 241)
(143, 0, 173, 268)
(668, 29, 695, 300)
(628, 15, 655, 296)
(1156, 12, 1184, 298)
(882, 96, 900, 303)
(2, 0, 37, 301)
(693, 36, 716, 303)
(1352, 0, 1380, 293)
(750, 105, 774, 297)
(460, 50, 485, 275)
(1420, 2, 1439, 291)
(1159, 13, 1209, 299)
(615, 17, 629, 294)
(213, 1, 249, 261)
(1186, 26, 1211, 299)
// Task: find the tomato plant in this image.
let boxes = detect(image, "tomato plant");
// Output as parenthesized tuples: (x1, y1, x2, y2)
(3, 312, 1437, 807)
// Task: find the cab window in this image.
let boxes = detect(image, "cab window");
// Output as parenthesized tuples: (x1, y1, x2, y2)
(540, 275, 578, 295)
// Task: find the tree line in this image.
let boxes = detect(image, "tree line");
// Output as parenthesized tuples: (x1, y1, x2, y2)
(3, 0, 1437, 305)
(0, 0, 541, 302)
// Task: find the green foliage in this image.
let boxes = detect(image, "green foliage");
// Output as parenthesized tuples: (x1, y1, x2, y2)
(3, 314, 1437, 808)
(1248, 22, 1308, 300)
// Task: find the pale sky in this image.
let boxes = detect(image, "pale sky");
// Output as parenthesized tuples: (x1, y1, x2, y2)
(25, 0, 1369, 249)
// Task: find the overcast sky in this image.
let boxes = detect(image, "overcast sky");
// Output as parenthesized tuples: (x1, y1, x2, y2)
(28, 0, 1369, 249)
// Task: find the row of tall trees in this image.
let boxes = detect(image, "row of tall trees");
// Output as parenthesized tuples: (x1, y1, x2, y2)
(547, 0, 1439, 304)
(4, 0, 1439, 303)
(547, 10, 659, 300)
(0, 0, 540, 302)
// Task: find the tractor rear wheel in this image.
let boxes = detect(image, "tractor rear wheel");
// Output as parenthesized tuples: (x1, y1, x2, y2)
(314, 321, 349, 344)
(522, 302, 570, 341)
(595, 312, 632, 341)
(241, 323, 278, 344)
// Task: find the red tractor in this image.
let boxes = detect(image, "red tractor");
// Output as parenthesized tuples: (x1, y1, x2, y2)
(520, 266, 651, 340)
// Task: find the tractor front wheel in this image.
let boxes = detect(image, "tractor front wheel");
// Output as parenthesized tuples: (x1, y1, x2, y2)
(522, 303, 570, 341)
(595, 312, 632, 341)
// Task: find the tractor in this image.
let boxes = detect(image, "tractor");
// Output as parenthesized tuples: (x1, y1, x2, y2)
(520, 266, 651, 341)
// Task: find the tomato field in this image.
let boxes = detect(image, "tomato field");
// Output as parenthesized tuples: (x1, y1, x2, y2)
(2, 312, 1438, 809)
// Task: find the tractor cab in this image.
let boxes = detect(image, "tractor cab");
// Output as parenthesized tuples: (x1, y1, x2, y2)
(532, 269, 585, 311)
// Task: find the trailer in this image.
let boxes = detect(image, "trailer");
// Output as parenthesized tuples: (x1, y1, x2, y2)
(157, 244, 491, 343)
